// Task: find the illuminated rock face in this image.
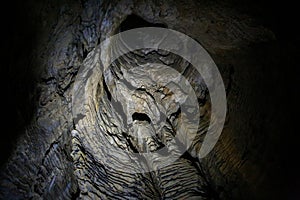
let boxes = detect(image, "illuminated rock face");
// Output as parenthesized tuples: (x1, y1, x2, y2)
(1, 0, 289, 199)
(70, 29, 210, 197)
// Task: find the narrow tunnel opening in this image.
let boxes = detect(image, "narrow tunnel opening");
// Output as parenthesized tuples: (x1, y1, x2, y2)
(119, 14, 167, 32)
(132, 112, 151, 124)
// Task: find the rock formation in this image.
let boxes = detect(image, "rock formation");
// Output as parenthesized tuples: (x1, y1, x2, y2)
(1, 0, 298, 199)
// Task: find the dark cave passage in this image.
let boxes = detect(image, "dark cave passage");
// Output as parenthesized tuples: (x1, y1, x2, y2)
(119, 14, 167, 32)
(132, 112, 152, 123)
(1, 0, 299, 199)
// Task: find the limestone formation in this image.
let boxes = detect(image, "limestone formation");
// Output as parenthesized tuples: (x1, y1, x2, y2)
(1, 0, 292, 199)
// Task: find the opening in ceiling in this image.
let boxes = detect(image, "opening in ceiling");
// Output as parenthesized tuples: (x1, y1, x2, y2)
(119, 14, 167, 32)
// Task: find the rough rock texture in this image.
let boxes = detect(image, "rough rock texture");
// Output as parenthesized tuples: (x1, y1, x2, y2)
(1, 0, 298, 199)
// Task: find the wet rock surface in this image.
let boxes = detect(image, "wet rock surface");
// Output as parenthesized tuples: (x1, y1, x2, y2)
(1, 0, 298, 199)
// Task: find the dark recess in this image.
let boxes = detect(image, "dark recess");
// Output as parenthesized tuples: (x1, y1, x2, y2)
(119, 14, 167, 32)
(132, 112, 152, 124)
(2, 0, 37, 167)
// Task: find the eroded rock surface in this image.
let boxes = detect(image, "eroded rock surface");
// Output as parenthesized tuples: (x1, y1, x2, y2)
(0, 0, 281, 199)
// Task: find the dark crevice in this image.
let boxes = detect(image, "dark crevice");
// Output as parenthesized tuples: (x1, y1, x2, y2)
(136, 88, 156, 101)
(41, 141, 59, 166)
(119, 14, 167, 32)
(41, 77, 56, 84)
(82, 44, 88, 59)
(132, 112, 151, 124)
(110, 66, 121, 80)
(102, 77, 112, 101)
(170, 107, 181, 119)
(71, 185, 80, 200)
(148, 171, 163, 199)
(121, 132, 139, 153)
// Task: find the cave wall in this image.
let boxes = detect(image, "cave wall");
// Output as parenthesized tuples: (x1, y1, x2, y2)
(1, 0, 299, 199)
